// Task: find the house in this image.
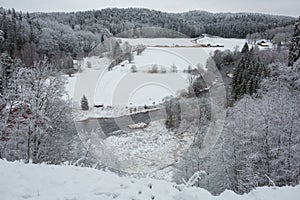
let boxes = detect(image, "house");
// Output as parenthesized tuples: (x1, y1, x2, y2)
(257, 40, 269, 47)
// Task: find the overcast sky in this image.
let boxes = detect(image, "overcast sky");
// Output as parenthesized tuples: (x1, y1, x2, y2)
(0, 0, 298, 17)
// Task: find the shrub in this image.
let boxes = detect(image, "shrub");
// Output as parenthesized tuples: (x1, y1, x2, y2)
(160, 66, 167, 73)
(148, 64, 158, 73)
(131, 65, 138, 73)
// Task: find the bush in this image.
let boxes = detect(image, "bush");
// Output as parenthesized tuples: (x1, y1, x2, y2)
(136, 44, 146, 55)
(87, 61, 92, 68)
(66, 68, 76, 77)
(131, 65, 138, 73)
(160, 66, 167, 73)
(171, 64, 178, 73)
(148, 64, 158, 73)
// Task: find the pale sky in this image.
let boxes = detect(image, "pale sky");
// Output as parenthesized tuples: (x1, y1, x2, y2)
(0, 0, 298, 17)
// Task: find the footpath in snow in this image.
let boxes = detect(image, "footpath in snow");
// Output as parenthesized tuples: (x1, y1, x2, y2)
(0, 160, 299, 200)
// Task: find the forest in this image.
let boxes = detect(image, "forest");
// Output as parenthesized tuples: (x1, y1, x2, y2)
(0, 7, 295, 68)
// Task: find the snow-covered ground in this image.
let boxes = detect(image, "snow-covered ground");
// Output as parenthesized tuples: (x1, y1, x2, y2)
(196, 35, 247, 49)
(104, 120, 194, 179)
(119, 35, 272, 50)
(66, 55, 188, 120)
(119, 37, 195, 46)
(119, 35, 247, 50)
(68, 48, 192, 107)
(67, 36, 254, 119)
(1, 160, 299, 200)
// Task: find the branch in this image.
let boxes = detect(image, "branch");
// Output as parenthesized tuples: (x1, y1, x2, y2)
(265, 174, 276, 189)
(183, 171, 207, 187)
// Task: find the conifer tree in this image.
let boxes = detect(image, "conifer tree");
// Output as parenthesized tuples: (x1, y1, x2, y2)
(232, 47, 266, 101)
(0, 53, 14, 94)
(241, 42, 249, 54)
(81, 95, 89, 111)
(288, 16, 300, 66)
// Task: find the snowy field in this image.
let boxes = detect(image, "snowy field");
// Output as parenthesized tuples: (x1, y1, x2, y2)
(118, 37, 195, 46)
(1, 160, 299, 200)
(66, 54, 189, 120)
(119, 35, 248, 50)
(67, 35, 257, 119)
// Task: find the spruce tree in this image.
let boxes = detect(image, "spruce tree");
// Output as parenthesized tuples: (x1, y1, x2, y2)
(232, 46, 248, 101)
(241, 42, 249, 54)
(0, 53, 14, 94)
(288, 16, 300, 66)
(232, 47, 266, 101)
(81, 95, 89, 111)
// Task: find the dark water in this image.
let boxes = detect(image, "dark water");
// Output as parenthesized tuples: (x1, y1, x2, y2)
(75, 109, 165, 138)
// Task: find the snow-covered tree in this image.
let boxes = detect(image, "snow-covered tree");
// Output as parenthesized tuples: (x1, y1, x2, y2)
(136, 44, 146, 55)
(130, 65, 137, 73)
(241, 42, 249, 54)
(232, 47, 267, 101)
(223, 62, 300, 192)
(165, 98, 181, 130)
(175, 60, 300, 195)
(0, 57, 74, 163)
(171, 64, 178, 73)
(81, 95, 89, 111)
(288, 16, 300, 66)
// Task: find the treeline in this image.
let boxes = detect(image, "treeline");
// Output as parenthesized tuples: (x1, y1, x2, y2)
(178, 11, 294, 38)
(36, 8, 295, 38)
(0, 7, 295, 69)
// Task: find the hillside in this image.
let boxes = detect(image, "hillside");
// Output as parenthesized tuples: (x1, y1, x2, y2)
(1, 160, 299, 200)
(35, 8, 295, 38)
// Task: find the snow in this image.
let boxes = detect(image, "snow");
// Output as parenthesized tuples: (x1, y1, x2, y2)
(65, 56, 110, 104)
(94, 69, 188, 106)
(104, 120, 194, 178)
(196, 35, 247, 50)
(128, 122, 148, 129)
(66, 52, 189, 107)
(67, 50, 189, 119)
(66, 36, 270, 120)
(119, 36, 247, 51)
(115, 47, 193, 71)
(119, 37, 196, 47)
(227, 73, 233, 78)
(66, 35, 271, 120)
(1, 159, 299, 200)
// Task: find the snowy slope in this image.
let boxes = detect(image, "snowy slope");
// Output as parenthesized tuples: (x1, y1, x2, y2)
(1, 160, 299, 200)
